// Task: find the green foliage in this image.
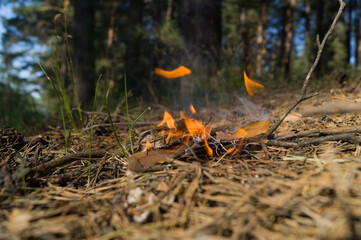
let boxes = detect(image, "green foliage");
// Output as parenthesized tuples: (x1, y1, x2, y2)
(0, 82, 43, 129)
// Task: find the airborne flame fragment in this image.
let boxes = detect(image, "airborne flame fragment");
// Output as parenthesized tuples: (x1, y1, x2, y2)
(244, 70, 264, 96)
(190, 104, 196, 114)
(154, 66, 192, 79)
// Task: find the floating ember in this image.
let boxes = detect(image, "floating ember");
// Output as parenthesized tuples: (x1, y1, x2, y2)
(244, 70, 264, 96)
(154, 66, 192, 79)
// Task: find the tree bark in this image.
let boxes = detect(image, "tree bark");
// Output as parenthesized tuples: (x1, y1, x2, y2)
(279, 0, 295, 80)
(240, 8, 249, 66)
(316, 0, 325, 76)
(356, 0, 361, 67)
(255, 2, 268, 77)
(178, 0, 222, 98)
(304, 0, 311, 70)
(346, 0, 352, 64)
(124, 0, 144, 92)
(179, 0, 222, 73)
(73, 0, 95, 107)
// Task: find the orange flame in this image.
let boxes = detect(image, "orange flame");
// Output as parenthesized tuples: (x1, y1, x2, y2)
(183, 116, 213, 156)
(154, 66, 192, 79)
(244, 70, 264, 96)
(190, 104, 196, 114)
(157, 111, 176, 130)
(144, 141, 152, 151)
(158, 106, 213, 156)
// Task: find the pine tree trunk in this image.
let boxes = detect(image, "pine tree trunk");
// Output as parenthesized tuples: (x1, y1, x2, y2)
(255, 2, 268, 77)
(73, 0, 95, 107)
(279, 0, 295, 80)
(346, 0, 352, 64)
(240, 8, 249, 66)
(304, 0, 311, 70)
(356, 0, 361, 67)
(316, 0, 325, 76)
(178, 0, 222, 96)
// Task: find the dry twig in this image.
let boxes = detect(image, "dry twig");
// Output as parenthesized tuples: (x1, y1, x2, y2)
(263, 0, 346, 139)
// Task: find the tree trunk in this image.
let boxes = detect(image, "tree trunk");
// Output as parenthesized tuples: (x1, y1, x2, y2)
(240, 8, 249, 67)
(179, 0, 222, 74)
(279, 0, 295, 80)
(356, 0, 361, 67)
(304, 0, 310, 70)
(316, 0, 325, 76)
(178, 0, 222, 97)
(124, 0, 144, 93)
(346, 0, 352, 64)
(73, 0, 95, 107)
(255, 2, 268, 77)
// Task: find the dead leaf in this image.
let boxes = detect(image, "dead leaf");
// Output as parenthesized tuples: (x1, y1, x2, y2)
(128, 145, 185, 172)
(232, 120, 270, 138)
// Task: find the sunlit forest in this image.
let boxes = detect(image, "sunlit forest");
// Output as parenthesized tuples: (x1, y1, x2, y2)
(0, 0, 360, 129)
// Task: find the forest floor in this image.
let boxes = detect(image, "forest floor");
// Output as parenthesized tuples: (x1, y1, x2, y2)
(1, 82, 361, 240)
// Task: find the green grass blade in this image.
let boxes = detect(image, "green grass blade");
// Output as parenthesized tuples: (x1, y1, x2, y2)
(124, 75, 134, 154)
(37, 59, 69, 154)
(106, 88, 128, 158)
(88, 74, 102, 185)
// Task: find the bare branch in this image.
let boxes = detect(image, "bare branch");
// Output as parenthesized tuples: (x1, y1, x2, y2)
(263, 0, 346, 139)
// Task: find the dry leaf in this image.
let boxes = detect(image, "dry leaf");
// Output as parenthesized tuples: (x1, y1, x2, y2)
(232, 120, 270, 138)
(128, 146, 185, 172)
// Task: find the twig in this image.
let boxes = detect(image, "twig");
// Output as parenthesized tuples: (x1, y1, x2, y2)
(263, 0, 346, 139)
(24, 150, 110, 177)
(266, 133, 361, 148)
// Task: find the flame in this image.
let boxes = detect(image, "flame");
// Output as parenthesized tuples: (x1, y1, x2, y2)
(158, 105, 213, 156)
(244, 70, 264, 96)
(157, 111, 176, 130)
(154, 66, 192, 79)
(144, 141, 152, 151)
(190, 104, 196, 114)
(183, 116, 213, 156)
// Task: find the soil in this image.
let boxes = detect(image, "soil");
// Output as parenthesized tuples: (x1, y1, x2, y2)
(1, 83, 361, 240)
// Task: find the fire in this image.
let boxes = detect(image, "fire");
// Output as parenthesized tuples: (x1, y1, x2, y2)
(158, 106, 213, 156)
(157, 111, 176, 130)
(244, 70, 264, 96)
(154, 66, 192, 79)
(190, 104, 196, 114)
(144, 141, 152, 151)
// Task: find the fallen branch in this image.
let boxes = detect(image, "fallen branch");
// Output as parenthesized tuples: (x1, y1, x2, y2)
(263, 0, 346, 139)
(276, 125, 361, 140)
(24, 150, 109, 177)
(266, 133, 361, 148)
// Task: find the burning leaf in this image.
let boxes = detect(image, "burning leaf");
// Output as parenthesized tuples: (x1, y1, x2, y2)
(244, 70, 264, 96)
(154, 66, 191, 79)
(190, 104, 196, 114)
(232, 120, 269, 138)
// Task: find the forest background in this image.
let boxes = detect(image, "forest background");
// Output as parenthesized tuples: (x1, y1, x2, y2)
(0, 0, 360, 130)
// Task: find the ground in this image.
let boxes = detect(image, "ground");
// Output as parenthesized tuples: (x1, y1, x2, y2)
(1, 83, 361, 240)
